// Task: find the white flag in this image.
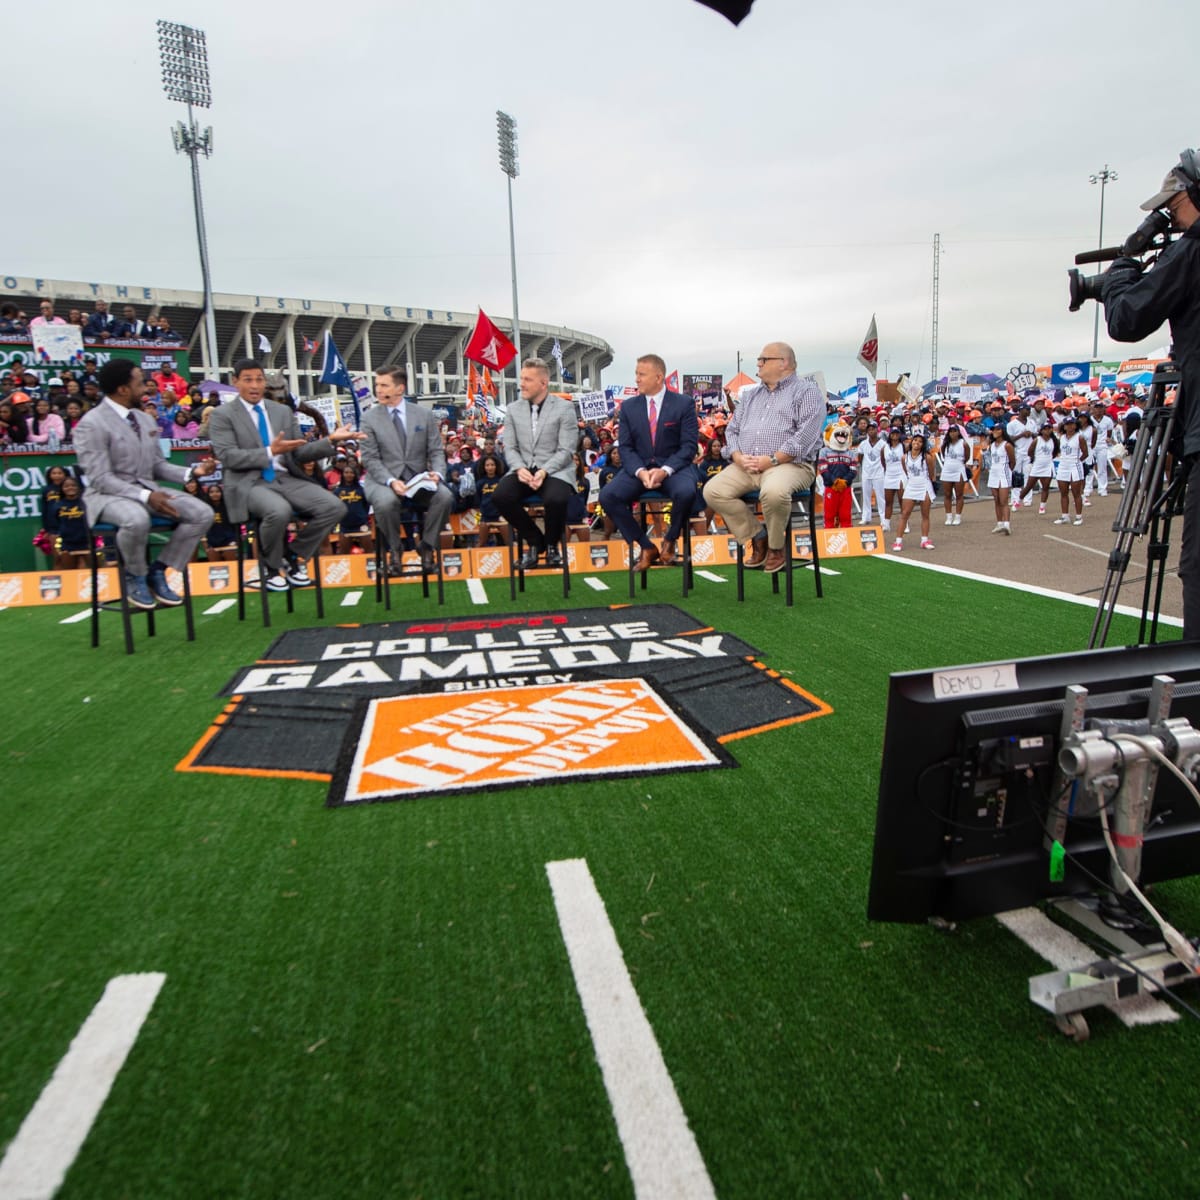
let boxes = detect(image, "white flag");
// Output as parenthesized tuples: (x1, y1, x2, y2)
(856, 315, 879, 379)
(257, 333, 271, 355)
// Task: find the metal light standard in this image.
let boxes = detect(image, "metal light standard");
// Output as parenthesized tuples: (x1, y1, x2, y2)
(1090, 165, 1118, 361)
(158, 19, 219, 380)
(497, 111, 521, 367)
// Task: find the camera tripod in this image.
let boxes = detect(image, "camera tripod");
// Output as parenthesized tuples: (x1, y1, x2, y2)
(1090, 362, 1187, 648)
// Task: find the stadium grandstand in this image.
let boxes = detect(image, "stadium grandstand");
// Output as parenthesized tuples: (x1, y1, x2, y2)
(0, 274, 613, 399)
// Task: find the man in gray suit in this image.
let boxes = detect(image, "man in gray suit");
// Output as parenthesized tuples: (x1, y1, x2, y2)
(493, 357, 578, 569)
(207, 358, 363, 592)
(73, 358, 215, 610)
(359, 366, 453, 573)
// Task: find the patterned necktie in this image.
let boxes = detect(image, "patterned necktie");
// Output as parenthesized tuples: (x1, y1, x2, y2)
(126, 411, 139, 435)
(648, 397, 658, 443)
(391, 405, 406, 447)
(253, 403, 275, 482)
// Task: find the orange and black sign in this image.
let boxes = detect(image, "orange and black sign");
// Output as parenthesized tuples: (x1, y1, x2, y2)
(179, 605, 830, 806)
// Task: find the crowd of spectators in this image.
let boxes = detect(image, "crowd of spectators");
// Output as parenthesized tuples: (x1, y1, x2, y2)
(1, 299, 184, 344)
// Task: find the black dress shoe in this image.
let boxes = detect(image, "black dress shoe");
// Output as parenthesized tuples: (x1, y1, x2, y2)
(420, 546, 439, 573)
(545, 546, 563, 568)
(517, 547, 542, 571)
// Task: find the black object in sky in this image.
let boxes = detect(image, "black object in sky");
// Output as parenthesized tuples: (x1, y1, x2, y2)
(696, 0, 754, 25)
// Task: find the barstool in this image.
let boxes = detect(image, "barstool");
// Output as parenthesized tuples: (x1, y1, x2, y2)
(733, 483, 823, 607)
(509, 496, 570, 600)
(626, 488, 699, 600)
(373, 500, 445, 610)
(235, 518, 324, 628)
(89, 517, 196, 654)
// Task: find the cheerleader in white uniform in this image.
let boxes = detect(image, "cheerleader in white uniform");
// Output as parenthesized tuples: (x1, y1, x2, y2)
(986, 425, 1016, 535)
(881, 428, 907, 530)
(893, 432, 936, 552)
(1018, 424, 1059, 514)
(938, 425, 969, 526)
(1054, 414, 1086, 524)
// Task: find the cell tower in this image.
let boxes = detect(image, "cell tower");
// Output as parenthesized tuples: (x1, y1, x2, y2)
(931, 233, 940, 383)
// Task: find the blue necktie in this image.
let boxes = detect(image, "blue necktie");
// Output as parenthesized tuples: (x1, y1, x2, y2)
(254, 404, 275, 482)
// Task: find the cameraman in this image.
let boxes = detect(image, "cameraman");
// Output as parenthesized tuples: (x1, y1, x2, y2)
(1102, 149, 1200, 640)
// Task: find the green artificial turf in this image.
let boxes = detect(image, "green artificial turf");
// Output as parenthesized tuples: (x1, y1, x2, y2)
(0, 560, 1194, 1199)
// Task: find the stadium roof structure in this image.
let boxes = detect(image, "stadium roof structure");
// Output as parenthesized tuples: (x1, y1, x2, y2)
(2, 274, 612, 399)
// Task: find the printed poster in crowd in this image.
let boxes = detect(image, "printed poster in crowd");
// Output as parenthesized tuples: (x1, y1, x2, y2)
(856, 377, 869, 401)
(798, 369, 827, 401)
(576, 391, 610, 423)
(681, 374, 724, 409)
(1004, 362, 1039, 393)
(299, 394, 338, 431)
(30, 323, 84, 364)
(958, 384, 983, 407)
(947, 367, 967, 388)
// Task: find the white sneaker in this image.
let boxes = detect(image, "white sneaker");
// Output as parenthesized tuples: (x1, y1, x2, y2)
(881, 520, 891, 532)
(920, 538, 934, 550)
(1053, 515, 1070, 525)
(1073, 517, 1084, 525)
(892, 539, 903, 552)
(991, 522, 1004, 533)
(952, 513, 961, 526)
(1003, 523, 1011, 535)
(1011, 499, 1021, 509)
(1083, 498, 1092, 507)
(1038, 503, 1046, 515)
(944, 514, 953, 526)
(1098, 491, 1108, 497)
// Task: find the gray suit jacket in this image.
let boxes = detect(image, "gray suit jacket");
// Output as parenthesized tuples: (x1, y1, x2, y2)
(73, 401, 190, 524)
(503, 395, 577, 486)
(207, 398, 335, 523)
(360, 399, 446, 487)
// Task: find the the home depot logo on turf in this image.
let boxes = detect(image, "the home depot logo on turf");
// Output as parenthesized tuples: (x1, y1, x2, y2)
(335, 678, 722, 805)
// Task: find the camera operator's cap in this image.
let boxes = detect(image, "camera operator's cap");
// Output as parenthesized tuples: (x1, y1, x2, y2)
(1141, 167, 1189, 211)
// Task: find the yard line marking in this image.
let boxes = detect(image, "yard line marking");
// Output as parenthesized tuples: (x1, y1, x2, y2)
(202, 598, 238, 615)
(996, 908, 1176, 1026)
(806, 564, 841, 576)
(546, 858, 714, 1200)
(340, 590, 363, 607)
(583, 577, 609, 591)
(0, 973, 167, 1200)
(694, 570, 727, 583)
(1043, 534, 1110, 558)
(466, 578, 488, 605)
(58, 610, 92, 625)
(877, 555, 1184, 627)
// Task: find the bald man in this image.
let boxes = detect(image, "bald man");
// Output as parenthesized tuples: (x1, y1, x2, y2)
(702, 342, 825, 573)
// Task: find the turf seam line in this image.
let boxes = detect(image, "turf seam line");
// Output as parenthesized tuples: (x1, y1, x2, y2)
(995, 908, 1176, 1026)
(0, 973, 167, 1200)
(546, 858, 715, 1200)
(876, 554, 1185, 627)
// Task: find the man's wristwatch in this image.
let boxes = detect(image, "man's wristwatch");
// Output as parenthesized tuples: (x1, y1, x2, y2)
(769, 453, 779, 467)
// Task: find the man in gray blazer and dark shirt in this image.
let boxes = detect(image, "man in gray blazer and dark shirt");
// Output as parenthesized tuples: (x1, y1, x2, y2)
(359, 366, 453, 572)
(492, 357, 579, 569)
(73, 359, 215, 610)
(207, 358, 363, 592)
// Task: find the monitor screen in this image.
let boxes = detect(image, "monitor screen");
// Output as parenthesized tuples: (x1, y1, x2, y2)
(867, 640, 1200, 924)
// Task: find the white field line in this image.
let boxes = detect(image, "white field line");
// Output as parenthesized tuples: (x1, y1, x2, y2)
(340, 590, 363, 607)
(546, 859, 714, 1200)
(466, 578, 488, 605)
(806, 565, 841, 575)
(201, 598, 237, 615)
(583, 577, 609, 591)
(1043, 534, 1110, 558)
(58, 610, 92, 625)
(693, 570, 726, 583)
(0, 973, 167, 1199)
(996, 908, 1176, 1026)
(877, 554, 1184, 627)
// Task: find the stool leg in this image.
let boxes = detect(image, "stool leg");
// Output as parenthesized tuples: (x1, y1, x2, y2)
(436, 548, 444, 606)
(90, 543, 101, 649)
(182, 561, 196, 641)
(114, 542, 135, 655)
(237, 531, 247, 621)
(256, 532, 272, 628)
(809, 497, 823, 599)
(681, 522, 691, 600)
(736, 538, 745, 602)
(314, 553, 324, 619)
(561, 531, 569, 599)
(784, 522, 793, 606)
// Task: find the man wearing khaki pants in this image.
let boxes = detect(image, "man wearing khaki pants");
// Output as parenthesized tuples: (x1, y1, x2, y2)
(703, 342, 825, 573)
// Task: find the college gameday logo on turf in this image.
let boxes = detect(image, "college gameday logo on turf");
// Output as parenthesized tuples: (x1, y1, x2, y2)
(334, 679, 724, 806)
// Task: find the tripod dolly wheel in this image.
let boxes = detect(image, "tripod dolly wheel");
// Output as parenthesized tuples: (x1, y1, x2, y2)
(1054, 1012, 1090, 1042)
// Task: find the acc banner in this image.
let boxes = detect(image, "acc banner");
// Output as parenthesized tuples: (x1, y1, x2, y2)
(1051, 362, 1090, 386)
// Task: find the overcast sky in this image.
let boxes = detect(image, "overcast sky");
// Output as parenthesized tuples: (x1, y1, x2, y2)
(8, 0, 1196, 389)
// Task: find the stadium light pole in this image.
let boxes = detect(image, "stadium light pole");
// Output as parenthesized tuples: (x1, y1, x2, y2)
(497, 111, 522, 368)
(158, 19, 220, 380)
(1090, 165, 1117, 362)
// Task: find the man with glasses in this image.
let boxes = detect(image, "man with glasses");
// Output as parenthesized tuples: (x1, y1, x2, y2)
(702, 342, 824, 573)
(29, 300, 65, 328)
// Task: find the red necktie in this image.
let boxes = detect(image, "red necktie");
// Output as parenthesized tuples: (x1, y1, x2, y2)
(648, 397, 658, 443)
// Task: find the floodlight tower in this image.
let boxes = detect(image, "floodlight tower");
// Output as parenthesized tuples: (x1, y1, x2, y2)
(1090, 165, 1118, 361)
(497, 110, 522, 365)
(158, 19, 219, 379)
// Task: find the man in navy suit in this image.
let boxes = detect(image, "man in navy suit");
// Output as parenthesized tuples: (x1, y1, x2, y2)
(599, 353, 699, 571)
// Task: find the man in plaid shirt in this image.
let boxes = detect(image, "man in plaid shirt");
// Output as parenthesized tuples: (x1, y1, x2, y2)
(702, 342, 824, 572)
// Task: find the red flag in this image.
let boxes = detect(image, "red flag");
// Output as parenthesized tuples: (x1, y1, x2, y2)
(665, 369, 680, 391)
(481, 367, 496, 397)
(857, 315, 878, 378)
(464, 309, 517, 370)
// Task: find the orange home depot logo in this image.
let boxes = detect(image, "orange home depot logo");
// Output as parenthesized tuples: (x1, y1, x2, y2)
(692, 537, 714, 565)
(824, 531, 850, 556)
(335, 678, 725, 805)
(0, 576, 25, 606)
(476, 550, 505, 577)
(324, 557, 352, 586)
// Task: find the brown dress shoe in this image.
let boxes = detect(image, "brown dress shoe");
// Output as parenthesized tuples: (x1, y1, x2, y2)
(659, 539, 677, 566)
(634, 543, 661, 572)
(763, 547, 786, 573)
(744, 537, 768, 568)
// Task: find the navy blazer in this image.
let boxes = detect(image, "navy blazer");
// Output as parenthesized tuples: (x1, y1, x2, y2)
(618, 389, 698, 478)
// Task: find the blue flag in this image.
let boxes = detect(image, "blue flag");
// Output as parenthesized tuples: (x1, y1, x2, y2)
(1050, 362, 1090, 386)
(320, 332, 354, 391)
